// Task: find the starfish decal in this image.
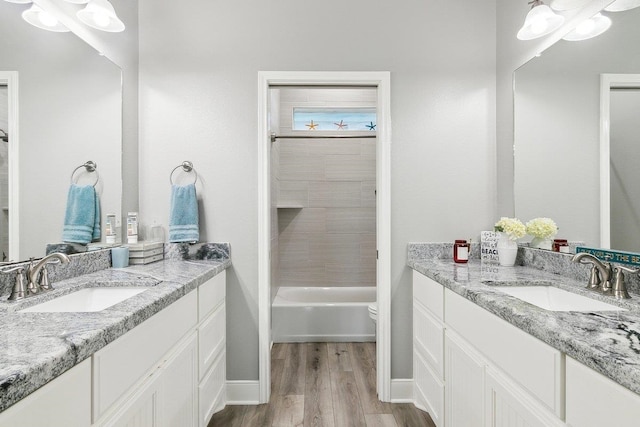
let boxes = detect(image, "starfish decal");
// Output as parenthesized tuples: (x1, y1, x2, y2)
(305, 120, 318, 130)
(334, 120, 348, 130)
(366, 122, 376, 130)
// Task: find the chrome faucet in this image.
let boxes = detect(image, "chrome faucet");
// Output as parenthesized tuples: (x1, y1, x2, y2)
(572, 252, 633, 299)
(26, 252, 71, 295)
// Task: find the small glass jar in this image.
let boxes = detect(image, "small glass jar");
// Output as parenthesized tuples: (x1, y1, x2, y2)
(553, 239, 569, 253)
(454, 240, 470, 263)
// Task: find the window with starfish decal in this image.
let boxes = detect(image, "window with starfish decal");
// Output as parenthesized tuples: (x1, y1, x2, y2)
(293, 107, 376, 132)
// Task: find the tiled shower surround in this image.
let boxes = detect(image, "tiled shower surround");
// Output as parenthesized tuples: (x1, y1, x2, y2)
(272, 87, 377, 288)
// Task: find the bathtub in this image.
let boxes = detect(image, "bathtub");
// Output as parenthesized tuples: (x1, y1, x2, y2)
(272, 286, 376, 343)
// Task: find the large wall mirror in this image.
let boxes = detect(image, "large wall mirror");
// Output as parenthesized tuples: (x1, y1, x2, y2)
(0, 0, 122, 261)
(514, 4, 640, 251)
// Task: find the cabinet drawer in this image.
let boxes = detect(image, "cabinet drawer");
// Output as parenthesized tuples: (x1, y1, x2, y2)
(0, 359, 91, 427)
(566, 357, 640, 427)
(199, 271, 226, 322)
(414, 349, 444, 427)
(199, 352, 226, 427)
(413, 271, 443, 320)
(444, 289, 563, 416)
(413, 301, 444, 378)
(93, 290, 198, 421)
(199, 304, 226, 381)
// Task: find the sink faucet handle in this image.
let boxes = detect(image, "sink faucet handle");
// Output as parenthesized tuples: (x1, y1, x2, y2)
(587, 265, 601, 290)
(612, 266, 636, 300)
(1, 266, 27, 301)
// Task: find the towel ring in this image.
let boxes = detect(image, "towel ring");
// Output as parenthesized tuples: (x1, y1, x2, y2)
(70, 161, 99, 187)
(169, 161, 198, 185)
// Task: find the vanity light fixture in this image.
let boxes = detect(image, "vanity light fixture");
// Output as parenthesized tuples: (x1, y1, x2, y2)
(562, 12, 611, 41)
(22, 4, 70, 32)
(604, 0, 640, 11)
(76, 0, 124, 32)
(517, 0, 565, 40)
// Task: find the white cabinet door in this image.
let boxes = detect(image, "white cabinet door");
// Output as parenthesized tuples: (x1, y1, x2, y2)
(444, 331, 485, 427)
(0, 359, 91, 427)
(162, 332, 198, 427)
(566, 356, 640, 427)
(485, 366, 564, 427)
(98, 369, 162, 427)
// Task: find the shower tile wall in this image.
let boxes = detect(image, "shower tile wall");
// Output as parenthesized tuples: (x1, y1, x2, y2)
(276, 87, 377, 288)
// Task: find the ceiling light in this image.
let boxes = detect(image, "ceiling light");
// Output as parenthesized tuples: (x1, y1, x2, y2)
(604, 0, 640, 11)
(550, 0, 590, 11)
(22, 4, 70, 32)
(563, 13, 612, 41)
(76, 0, 124, 32)
(518, 0, 565, 40)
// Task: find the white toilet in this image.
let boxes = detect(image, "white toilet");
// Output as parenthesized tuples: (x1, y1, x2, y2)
(368, 302, 378, 326)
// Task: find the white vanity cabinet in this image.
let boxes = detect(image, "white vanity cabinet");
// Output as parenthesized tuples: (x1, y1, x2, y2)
(197, 270, 227, 427)
(412, 271, 564, 427)
(565, 356, 640, 427)
(95, 270, 227, 427)
(413, 271, 445, 426)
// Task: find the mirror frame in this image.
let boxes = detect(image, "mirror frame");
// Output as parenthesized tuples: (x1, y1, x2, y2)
(600, 73, 640, 249)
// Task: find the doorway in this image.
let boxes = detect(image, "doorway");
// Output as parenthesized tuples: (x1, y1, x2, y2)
(258, 71, 391, 403)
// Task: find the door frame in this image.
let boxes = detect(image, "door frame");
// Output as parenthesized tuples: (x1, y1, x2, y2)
(599, 73, 640, 248)
(257, 71, 391, 403)
(0, 71, 19, 261)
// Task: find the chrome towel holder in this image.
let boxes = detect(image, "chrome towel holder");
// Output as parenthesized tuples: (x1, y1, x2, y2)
(170, 160, 198, 185)
(70, 160, 99, 187)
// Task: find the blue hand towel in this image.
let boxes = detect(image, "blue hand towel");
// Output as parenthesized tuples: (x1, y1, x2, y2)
(169, 183, 199, 243)
(62, 184, 101, 244)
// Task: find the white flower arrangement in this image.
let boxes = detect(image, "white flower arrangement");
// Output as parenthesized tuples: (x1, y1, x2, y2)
(525, 217, 558, 239)
(494, 217, 526, 241)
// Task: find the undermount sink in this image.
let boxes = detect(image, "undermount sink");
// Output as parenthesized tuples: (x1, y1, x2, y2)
(494, 286, 626, 312)
(19, 287, 149, 313)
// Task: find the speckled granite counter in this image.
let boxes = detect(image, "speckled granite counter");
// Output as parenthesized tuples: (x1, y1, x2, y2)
(408, 255, 640, 397)
(0, 257, 231, 413)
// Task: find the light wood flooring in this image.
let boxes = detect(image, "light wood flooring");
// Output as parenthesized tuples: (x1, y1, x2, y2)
(208, 342, 436, 427)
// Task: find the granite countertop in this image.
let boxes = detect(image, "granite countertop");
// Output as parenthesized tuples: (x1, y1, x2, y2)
(0, 258, 231, 413)
(408, 258, 640, 396)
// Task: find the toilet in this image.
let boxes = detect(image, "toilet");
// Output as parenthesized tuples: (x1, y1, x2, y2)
(368, 302, 378, 326)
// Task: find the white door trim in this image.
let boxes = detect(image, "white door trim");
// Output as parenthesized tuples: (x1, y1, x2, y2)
(257, 71, 392, 403)
(599, 73, 640, 248)
(0, 72, 19, 261)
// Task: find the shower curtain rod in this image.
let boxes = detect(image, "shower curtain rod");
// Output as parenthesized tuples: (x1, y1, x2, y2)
(270, 133, 376, 143)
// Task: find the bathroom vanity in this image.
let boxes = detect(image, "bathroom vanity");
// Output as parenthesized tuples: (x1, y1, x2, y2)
(0, 252, 230, 427)
(409, 244, 640, 427)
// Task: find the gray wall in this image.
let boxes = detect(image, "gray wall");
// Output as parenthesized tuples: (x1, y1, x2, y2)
(139, 0, 497, 381)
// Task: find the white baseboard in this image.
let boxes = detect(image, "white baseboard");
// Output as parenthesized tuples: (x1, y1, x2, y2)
(390, 379, 414, 403)
(226, 381, 260, 405)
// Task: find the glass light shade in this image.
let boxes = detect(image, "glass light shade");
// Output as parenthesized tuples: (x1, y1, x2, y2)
(76, 0, 124, 32)
(550, 0, 590, 10)
(517, 3, 565, 40)
(22, 4, 70, 32)
(563, 13, 612, 41)
(4, 0, 31, 3)
(64, 0, 89, 3)
(604, 0, 640, 11)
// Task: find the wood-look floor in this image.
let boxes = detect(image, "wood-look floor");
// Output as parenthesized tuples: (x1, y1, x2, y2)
(209, 342, 436, 427)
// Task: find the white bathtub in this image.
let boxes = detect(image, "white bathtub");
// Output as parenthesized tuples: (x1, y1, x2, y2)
(272, 286, 376, 343)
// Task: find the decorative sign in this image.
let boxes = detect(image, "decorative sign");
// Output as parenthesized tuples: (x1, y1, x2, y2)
(481, 231, 499, 264)
(576, 246, 640, 267)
